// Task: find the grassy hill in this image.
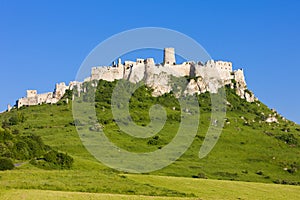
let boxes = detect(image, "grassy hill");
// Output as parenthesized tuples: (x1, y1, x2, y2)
(0, 79, 300, 198)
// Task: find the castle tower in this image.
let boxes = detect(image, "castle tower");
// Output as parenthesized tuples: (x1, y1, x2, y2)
(26, 90, 37, 98)
(163, 47, 176, 65)
(117, 58, 122, 67)
(7, 104, 12, 112)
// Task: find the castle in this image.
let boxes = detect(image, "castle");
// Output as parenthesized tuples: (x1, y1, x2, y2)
(12, 48, 255, 110)
(16, 82, 81, 109)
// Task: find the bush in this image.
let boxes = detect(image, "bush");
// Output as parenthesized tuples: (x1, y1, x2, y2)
(63, 89, 73, 99)
(22, 135, 46, 157)
(192, 172, 207, 179)
(256, 170, 264, 175)
(0, 157, 14, 170)
(44, 150, 74, 169)
(13, 141, 30, 160)
(147, 136, 160, 145)
(8, 113, 26, 125)
(273, 179, 300, 186)
(275, 134, 298, 145)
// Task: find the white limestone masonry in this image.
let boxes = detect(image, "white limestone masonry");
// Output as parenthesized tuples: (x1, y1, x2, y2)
(14, 48, 256, 110)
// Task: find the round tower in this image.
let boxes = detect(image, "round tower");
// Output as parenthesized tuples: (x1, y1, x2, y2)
(163, 47, 176, 65)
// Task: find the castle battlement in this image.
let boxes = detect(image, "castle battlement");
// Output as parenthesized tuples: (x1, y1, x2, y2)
(89, 48, 235, 83)
(16, 81, 82, 109)
(86, 48, 253, 101)
(13, 47, 255, 110)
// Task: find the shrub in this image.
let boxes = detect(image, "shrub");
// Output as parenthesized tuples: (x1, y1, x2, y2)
(0, 157, 14, 171)
(273, 179, 300, 186)
(275, 134, 298, 145)
(192, 172, 207, 179)
(0, 129, 13, 141)
(63, 89, 73, 99)
(8, 113, 26, 126)
(44, 150, 74, 169)
(147, 136, 160, 145)
(256, 170, 264, 175)
(13, 141, 30, 160)
(214, 171, 238, 178)
(22, 135, 46, 157)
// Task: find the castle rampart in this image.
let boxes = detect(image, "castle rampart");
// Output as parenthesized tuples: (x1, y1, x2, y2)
(14, 47, 255, 110)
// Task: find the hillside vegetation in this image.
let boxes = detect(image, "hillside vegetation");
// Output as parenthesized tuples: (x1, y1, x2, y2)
(0, 79, 300, 198)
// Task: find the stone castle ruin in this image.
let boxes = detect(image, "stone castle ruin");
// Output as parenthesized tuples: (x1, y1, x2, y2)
(16, 82, 81, 109)
(13, 47, 255, 110)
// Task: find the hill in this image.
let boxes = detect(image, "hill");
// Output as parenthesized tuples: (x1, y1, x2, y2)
(0, 79, 300, 198)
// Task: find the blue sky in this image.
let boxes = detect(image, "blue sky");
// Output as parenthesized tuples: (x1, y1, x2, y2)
(1, 0, 300, 123)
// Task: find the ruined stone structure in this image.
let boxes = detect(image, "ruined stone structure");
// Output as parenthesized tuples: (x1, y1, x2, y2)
(88, 48, 255, 102)
(163, 47, 176, 65)
(14, 47, 255, 110)
(16, 81, 82, 108)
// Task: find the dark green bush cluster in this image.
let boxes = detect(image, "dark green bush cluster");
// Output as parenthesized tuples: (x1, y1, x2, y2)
(256, 170, 264, 175)
(2, 113, 26, 128)
(0, 124, 73, 170)
(147, 135, 160, 145)
(94, 79, 182, 127)
(1, 134, 48, 160)
(275, 133, 298, 145)
(44, 150, 73, 169)
(31, 150, 73, 169)
(63, 89, 73, 100)
(273, 179, 300, 186)
(0, 157, 14, 171)
(214, 171, 238, 179)
(0, 127, 49, 161)
(192, 172, 207, 179)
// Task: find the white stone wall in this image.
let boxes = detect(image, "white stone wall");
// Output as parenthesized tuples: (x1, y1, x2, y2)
(91, 65, 124, 81)
(26, 90, 37, 98)
(17, 82, 77, 108)
(54, 82, 68, 99)
(15, 48, 255, 109)
(87, 57, 252, 101)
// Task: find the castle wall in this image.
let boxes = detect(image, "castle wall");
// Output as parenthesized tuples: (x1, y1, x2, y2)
(54, 82, 68, 99)
(166, 63, 191, 77)
(37, 92, 54, 104)
(17, 81, 75, 108)
(15, 48, 255, 109)
(27, 90, 37, 98)
(91, 65, 124, 81)
(125, 63, 145, 83)
(17, 96, 38, 108)
(234, 69, 246, 85)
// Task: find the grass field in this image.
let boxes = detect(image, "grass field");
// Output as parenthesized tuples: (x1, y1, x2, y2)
(0, 82, 299, 198)
(1, 174, 300, 199)
(0, 189, 193, 200)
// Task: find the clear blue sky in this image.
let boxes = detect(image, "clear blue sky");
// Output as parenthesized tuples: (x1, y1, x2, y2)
(1, 0, 300, 123)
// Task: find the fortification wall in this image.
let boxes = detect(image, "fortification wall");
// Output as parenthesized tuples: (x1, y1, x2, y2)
(91, 65, 124, 81)
(195, 60, 233, 84)
(27, 90, 37, 98)
(16, 81, 81, 108)
(14, 47, 255, 110)
(54, 82, 68, 99)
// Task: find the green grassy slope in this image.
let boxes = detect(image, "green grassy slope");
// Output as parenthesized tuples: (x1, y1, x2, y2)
(0, 79, 299, 198)
(1, 176, 300, 200)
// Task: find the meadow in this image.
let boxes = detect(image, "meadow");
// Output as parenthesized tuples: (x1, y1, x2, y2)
(0, 80, 299, 198)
